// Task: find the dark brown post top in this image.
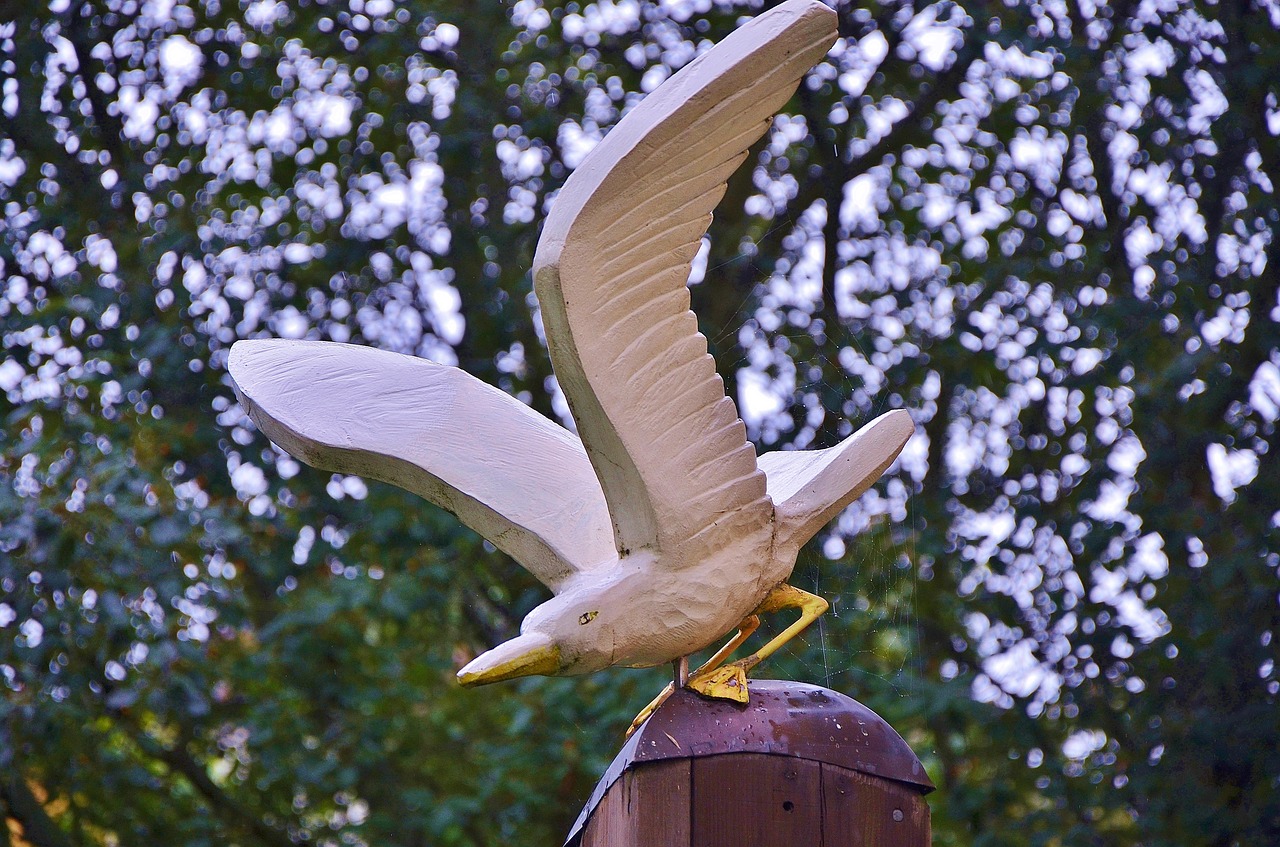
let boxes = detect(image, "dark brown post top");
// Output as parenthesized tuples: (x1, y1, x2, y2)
(566, 680, 933, 846)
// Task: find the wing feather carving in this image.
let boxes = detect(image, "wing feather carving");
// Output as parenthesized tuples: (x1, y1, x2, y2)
(228, 340, 616, 591)
(533, 0, 838, 562)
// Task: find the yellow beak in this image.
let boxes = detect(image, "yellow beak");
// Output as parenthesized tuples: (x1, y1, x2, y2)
(457, 633, 561, 687)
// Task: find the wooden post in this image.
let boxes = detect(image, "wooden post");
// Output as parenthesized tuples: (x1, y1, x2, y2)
(566, 681, 933, 847)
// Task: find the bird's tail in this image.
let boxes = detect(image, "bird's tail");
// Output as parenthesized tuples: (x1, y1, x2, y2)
(758, 410, 914, 555)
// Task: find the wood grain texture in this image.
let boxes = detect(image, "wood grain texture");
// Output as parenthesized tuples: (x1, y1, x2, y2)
(574, 757, 931, 846)
(821, 764, 932, 847)
(566, 683, 933, 847)
(581, 759, 691, 847)
(691, 754, 822, 847)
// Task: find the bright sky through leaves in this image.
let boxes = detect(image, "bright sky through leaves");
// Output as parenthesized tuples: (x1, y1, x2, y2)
(1, 0, 1278, 844)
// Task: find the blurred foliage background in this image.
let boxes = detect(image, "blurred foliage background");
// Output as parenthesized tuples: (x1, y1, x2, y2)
(1, 0, 1278, 844)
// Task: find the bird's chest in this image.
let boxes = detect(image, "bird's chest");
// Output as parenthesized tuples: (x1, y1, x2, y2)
(611, 562, 773, 668)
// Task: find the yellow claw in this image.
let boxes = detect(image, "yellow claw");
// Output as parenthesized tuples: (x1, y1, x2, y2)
(626, 682, 673, 738)
(623, 585, 830, 736)
(687, 660, 752, 703)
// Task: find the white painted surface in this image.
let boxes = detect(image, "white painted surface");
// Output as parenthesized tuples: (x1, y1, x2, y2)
(759, 410, 916, 556)
(533, 0, 838, 565)
(229, 0, 915, 684)
(229, 340, 616, 591)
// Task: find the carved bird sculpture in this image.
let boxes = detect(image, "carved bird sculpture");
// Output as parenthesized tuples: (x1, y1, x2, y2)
(228, 0, 913, 734)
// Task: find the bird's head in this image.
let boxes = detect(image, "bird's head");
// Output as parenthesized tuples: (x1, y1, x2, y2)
(456, 586, 621, 687)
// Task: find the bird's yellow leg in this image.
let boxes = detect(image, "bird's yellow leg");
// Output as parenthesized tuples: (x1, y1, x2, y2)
(625, 616, 760, 739)
(691, 614, 761, 678)
(687, 584, 829, 704)
(748, 584, 830, 663)
(681, 614, 761, 702)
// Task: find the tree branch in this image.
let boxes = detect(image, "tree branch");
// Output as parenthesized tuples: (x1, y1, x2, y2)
(1064, 0, 1138, 245)
(0, 729, 74, 847)
(0, 775, 73, 847)
(108, 713, 305, 847)
(800, 27, 984, 321)
(61, 8, 137, 220)
(149, 736, 304, 847)
(842, 36, 982, 184)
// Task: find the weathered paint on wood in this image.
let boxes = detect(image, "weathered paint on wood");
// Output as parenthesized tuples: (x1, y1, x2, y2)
(693, 754, 822, 847)
(581, 758, 691, 846)
(575, 753, 930, 847)
(821, 763, 932, 847)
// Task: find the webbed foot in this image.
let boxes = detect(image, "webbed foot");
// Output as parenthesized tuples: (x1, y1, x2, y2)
(686, 657, 759, 704)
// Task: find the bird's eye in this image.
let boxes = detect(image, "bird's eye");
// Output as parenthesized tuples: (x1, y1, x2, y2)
(578, 610, 598, 625)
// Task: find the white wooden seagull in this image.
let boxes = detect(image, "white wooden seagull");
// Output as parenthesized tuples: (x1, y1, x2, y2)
(228, 0, 913, 734)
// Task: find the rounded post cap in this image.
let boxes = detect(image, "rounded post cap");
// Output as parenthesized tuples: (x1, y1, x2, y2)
(566, 680, 933, 845)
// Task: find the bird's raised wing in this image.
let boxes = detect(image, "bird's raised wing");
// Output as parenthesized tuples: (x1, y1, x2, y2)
(532, 0, 837, 563)
(228, 339, 616, 591)
(758, 410, 915, 553)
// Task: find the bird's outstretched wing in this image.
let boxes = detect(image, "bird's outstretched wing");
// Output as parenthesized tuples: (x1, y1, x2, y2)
(228, 339, 616, 591)
(758, 410, 915, 553)
(532, 0, 837, 563)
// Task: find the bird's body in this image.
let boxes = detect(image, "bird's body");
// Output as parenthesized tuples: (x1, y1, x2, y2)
(517, 523, 781, 675)
(228, 0, 914, 714)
